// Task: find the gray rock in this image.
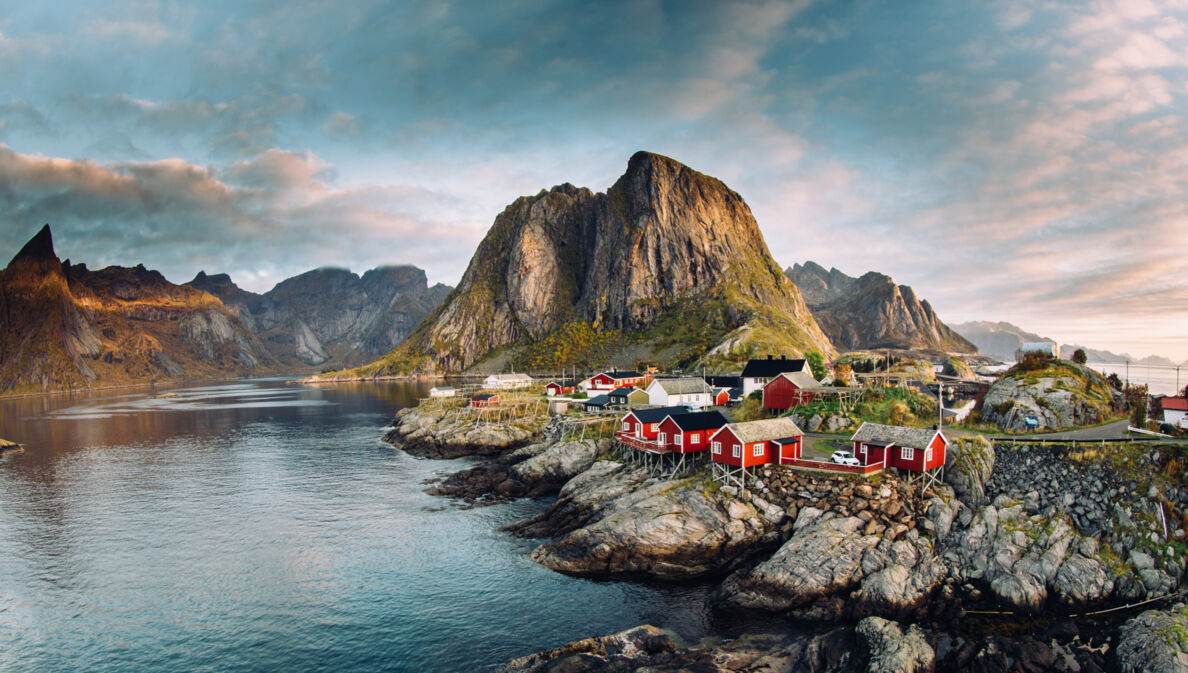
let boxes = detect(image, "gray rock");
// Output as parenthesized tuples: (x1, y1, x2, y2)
(1113, 608, 1188, 673)
(944, 435, 994, 507)
(855, 616, 935, 673)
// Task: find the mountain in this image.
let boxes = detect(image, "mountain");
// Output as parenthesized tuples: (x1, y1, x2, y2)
(0, 225, 273, 393)
(950, 320, 1054, 362)
(187, 266, 451, 367)
(350, 151, 835, 376)
(785, 261, 975, 353)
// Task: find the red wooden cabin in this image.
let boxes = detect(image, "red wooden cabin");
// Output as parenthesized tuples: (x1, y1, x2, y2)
(470, 393, 500, 408)
(762, 371, 823, 412)
(618, 406, 687, 441)
(849, 422, 946, 472)
(545, 380, 576, 396)
(713, 388, 731, 406)
(589, 370, 642, 391)
(710, 417, 804, 489)
(656, 411, 731, 453)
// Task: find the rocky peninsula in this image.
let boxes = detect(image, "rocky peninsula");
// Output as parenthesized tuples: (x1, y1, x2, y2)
(383, 401, 1188, 672)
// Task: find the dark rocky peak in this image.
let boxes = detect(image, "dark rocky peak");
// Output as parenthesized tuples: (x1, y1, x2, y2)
(9, 224, 59, 267)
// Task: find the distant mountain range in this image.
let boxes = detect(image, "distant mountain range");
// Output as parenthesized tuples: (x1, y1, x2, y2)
(952, 320, 1185, 366)
(0, 225, 450, 393)
(344, 151, 835, 377)
(187, 267, 451, 367)
(786, 262, 975, 354)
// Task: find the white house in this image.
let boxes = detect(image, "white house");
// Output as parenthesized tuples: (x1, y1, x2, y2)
(1162, 397, 1188, 428)
(740, 355, 810, 397)
(645, 377, 713, 408)
(483, 373, 534, 389)
(428, 386, 456, 398)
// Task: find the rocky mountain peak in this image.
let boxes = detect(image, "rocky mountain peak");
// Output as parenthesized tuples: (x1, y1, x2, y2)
(787, 262, 974, 353)
(358, 152, 834, 375)
(9, 224, 59, 267)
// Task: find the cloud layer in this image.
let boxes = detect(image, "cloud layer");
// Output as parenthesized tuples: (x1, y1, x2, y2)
(0, 0, 1185, 358)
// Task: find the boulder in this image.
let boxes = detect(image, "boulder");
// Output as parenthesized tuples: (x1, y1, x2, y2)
(943, 436, 994, 507)
(855, 616, 935, 673)
(1113, 608, 1188, 673)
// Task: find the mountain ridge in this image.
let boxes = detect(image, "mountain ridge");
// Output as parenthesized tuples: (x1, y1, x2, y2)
(786, 261, 975, 353)
(349, 151, 835, 376)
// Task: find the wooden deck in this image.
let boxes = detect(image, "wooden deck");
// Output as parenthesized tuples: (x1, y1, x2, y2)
(779, 457, 885, 476)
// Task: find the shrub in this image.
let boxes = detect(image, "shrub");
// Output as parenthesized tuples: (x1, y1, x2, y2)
(1072, 348, 1087, 365)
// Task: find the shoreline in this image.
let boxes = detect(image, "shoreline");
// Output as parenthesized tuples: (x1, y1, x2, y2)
(383, 396, 1188, 672)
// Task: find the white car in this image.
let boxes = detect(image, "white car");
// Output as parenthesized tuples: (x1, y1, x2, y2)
(830, 450, 860, 466)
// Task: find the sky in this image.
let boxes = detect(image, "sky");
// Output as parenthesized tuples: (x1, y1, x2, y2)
(0, 0, 1186, 361)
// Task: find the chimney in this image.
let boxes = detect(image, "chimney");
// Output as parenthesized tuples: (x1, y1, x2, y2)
(781, 354, 787, 360)
(767, 354, 773, 360)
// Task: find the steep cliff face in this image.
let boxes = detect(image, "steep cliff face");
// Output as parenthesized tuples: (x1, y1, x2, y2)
(360, 152, 834, 375)
(786, 262, 975, 353)
(0, 225, 271, 393)
(187, 265, 451, 367)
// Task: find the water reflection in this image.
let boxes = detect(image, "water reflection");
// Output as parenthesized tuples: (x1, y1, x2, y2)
(0, 379, 714, 673)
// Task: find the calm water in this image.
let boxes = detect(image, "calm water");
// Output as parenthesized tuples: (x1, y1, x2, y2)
(0, 379, 713, 673)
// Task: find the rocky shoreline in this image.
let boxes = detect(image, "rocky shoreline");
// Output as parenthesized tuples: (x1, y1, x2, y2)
(383, 405, 1188, 672)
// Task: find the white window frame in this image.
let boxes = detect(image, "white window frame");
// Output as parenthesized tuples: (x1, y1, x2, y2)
(690, 433, 700, 444)
(674, 433, 682, 445)
(732, 444, 741, 458)
(659, 432, 666, 444)
(901, 446, 915, 461)
(859, 444, 866, 456)
(622, 421, 629, 432)
(650, 423, 659, 432)
(712, 441, 721, 454)
(753, 443, 764, 457)
(925, 446, 933, 463)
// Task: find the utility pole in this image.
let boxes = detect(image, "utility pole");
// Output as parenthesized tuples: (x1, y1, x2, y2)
(937, 381, 943, 429)
(1125, 360, 1130, 388)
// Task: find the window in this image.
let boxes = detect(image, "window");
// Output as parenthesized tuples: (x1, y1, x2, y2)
(650, 423, 658, 432)
(732, 445, 741, 458)
(859, 445, 866, 456)
(622, 422, 629, 432)
(690, 433, 700, 443)
(659, 432, 666, 444)
(712, 442, 721, 454)
(901, 446, 914, 461)
(925, 447, 933, 463)
(753, 443, 764, 457)
(674, 433, 682, 445)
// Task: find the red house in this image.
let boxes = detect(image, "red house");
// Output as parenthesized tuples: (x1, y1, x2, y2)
(713, 388, 731, 406)
(762, 371, 824, 412)
(656, 411, 731, 454)
(588, 370, 643, 392)
(545, 380, 577, 396)
(850, 423, 947, 492)
(470, 393, 500, 408)
(619, 406, 687, 440)
(710, 417, 804, 489)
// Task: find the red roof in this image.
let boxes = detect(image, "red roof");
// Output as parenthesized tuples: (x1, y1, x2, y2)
(1162, 397, 1188, 411)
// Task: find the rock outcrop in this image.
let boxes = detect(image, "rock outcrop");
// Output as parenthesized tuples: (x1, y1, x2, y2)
(787, 262, 975, 353)
(1113, 607, 1188, 673)
(528, 464, 787, 579)
(0, 225, 273, 393)
(978, 360, 1122, 431)
(188, 265, 450, 367)
(355, 151, 834, 376)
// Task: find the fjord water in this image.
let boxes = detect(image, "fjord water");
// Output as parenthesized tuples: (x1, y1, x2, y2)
(0, 380, 711, 672)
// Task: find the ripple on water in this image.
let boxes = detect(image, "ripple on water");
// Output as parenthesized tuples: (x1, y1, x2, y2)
(0, 379, 714, 673)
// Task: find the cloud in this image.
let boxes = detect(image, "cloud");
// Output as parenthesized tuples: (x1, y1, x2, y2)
(0, 146, 482, 292)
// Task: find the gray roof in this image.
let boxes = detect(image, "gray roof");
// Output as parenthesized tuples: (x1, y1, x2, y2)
(488, 373, 534, 381)
(773, 370, 827, 391)
(653, 377, 712, 395)
(849, 422, 941, 450)
(718, 417, 804, 443)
